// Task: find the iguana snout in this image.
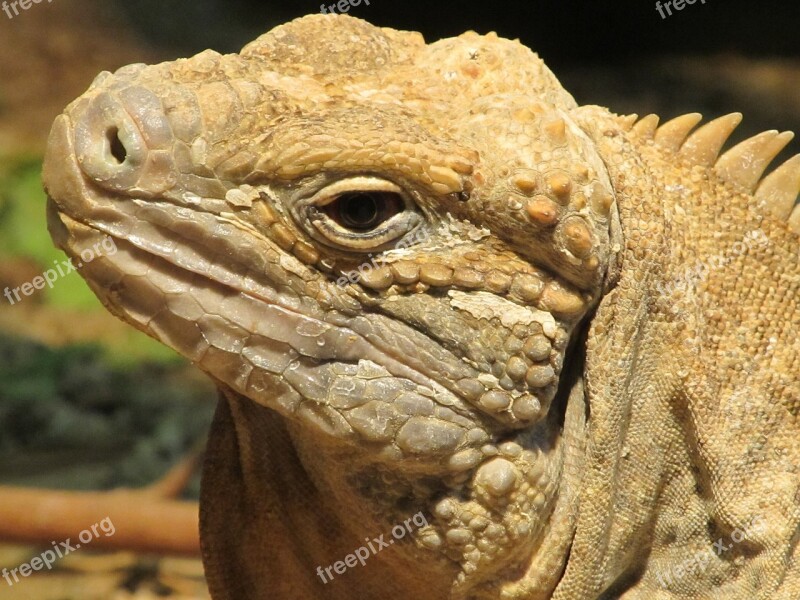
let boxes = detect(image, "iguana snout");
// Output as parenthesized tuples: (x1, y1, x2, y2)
(72, 80, 176, 196)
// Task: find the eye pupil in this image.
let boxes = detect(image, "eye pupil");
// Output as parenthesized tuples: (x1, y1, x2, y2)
(340, 193, 380, 229)
(324, 191, 404, 232)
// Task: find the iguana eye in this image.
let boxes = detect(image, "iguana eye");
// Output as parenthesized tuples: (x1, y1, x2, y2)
(302, 177, 422, 251)
(323, 191, 404, 231)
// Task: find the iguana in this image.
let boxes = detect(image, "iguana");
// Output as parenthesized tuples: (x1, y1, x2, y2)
(41, 14, 800, 599)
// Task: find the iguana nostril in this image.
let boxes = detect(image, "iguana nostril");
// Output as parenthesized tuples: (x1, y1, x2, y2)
(106, 127, 128, 164)
(73, 91, 146, 190)
(71, 88, 177, 195)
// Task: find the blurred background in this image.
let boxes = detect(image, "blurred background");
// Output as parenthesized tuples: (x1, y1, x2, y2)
(0, 0, 798, 597)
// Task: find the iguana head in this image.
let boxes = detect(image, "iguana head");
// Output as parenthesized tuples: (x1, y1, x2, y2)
(43, 14, 618, 595)
(46, 12, 800, 600)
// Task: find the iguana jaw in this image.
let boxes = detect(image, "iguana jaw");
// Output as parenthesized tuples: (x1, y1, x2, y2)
(44, 136, 490, 461)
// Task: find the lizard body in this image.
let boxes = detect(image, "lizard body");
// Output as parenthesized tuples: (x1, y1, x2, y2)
(42, 14, 799, 599)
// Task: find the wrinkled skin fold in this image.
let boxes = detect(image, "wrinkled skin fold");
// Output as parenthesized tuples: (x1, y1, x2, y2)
(43, 14, 800, 599)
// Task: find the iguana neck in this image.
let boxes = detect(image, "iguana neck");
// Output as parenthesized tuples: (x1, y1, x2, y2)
(201, 368, 588, 600)
(561, 105, 800, 598)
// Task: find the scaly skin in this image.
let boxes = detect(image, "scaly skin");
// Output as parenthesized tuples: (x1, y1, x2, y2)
(42, 14, 799, 599)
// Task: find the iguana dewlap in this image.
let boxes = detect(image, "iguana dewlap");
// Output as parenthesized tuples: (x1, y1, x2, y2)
(42, 14, 800, 600)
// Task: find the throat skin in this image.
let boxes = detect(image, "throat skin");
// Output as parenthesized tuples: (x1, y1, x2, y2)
(200, 388, 457, 600)
(201, 360, 589, 600)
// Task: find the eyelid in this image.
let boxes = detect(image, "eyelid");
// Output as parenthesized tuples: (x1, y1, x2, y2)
(308, 177, 406, 207)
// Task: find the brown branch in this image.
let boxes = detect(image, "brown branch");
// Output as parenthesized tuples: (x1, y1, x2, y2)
(0, 447, 206, 555)
(0, 486, 200, 556)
